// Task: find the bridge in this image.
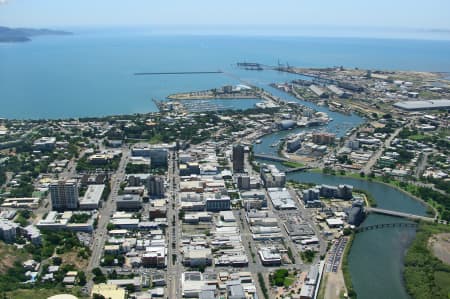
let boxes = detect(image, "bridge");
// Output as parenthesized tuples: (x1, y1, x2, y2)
(253, 153, 290, 162)
(366, 207, 435, 222)
(285, 166, 312, 173)
(355, 222, 418, 233)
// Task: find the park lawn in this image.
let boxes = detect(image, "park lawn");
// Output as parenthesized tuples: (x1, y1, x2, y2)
(283, 275, 296, 288)
(282, 161, 305, 168)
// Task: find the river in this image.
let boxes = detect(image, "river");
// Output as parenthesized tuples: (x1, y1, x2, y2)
(252, 85, 426, 298)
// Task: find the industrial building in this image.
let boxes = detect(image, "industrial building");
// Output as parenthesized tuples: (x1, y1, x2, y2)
(393, 99, 450, 111)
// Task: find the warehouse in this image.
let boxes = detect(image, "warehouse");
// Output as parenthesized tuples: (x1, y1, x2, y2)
(393, 99, 450, 111)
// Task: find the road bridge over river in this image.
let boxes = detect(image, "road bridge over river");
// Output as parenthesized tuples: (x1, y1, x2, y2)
(366, 207, 435, 222)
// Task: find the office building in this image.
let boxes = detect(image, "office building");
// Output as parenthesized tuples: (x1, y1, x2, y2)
(116, 194, 142, 211)
(148, 175, 165, 198)
(232, 144, 245, 173)
(205, 196, 231, 212)
(50, 180, 79, 210)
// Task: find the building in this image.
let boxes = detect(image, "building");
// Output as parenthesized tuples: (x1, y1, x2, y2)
(393, 99, 450, 111)
(50, 180, 79, 210)
(142, 246, 166, 268)
(205, 196, 231, 212)
(318, 184, 352, 199)
(235, 174, 250, 190)
(183, 248, 212, 267)
(337, 184, 353, 200)
(302, 188, 320, 203)
(232, 144, 245, 173)
(348, 201, 365, 226)
(287, 137, 302, 153)
(227, 281, 246, 299)
(147, 175, 165, 198)
(92, 284, 126, 299)
(116, 194, 142, 211)
(79, 184, 105, 210)
(258, 247, 281, 266)
(33, 137, 56, 151)
(131, 144, 169, 167)
(312, 132, 335, 145)
(0, 219, 18, 243)
(260, 164, 286, 188)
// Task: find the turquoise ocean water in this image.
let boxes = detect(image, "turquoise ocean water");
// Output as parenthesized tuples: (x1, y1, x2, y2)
(1, 30, 450, 119)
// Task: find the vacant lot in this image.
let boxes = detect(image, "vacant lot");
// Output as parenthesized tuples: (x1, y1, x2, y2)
(430, 233, 450, 265)
(0, 242, 30, 273)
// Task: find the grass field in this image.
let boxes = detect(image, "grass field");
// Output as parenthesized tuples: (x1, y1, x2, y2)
(6, 287, 88, 299)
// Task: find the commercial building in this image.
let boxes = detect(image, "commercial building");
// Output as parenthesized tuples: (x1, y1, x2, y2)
(142, 246, 167, 268)
(33, 137, 56, 151)
(50, 180, 79, 211)
(79, 184, 105, 210)
(258, 247, 281, 266)
(147, 175, 165, 198)
(183, 248, 213, 267)
(116, 194, 142, 211)
(393, 99, 450, 111)
(235, 174, 250, 190)
(267, 188, 297, 210)
(131, 144, 169, 167)
(232, 144, 245, 173)
(205, 196, 231, 212)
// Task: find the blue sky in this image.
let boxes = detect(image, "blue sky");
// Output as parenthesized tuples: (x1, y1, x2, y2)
(1, 0, 450, 31)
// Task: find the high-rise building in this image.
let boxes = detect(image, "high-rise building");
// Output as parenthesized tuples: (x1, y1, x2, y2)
(148, 175, 165, 198)
(232, 144, 244, 173)
(50, 179, 79, 210)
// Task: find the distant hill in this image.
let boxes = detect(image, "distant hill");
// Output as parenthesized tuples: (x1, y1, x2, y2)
(0, 26, 72, 42)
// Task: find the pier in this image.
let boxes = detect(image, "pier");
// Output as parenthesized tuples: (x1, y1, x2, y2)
(134, 71, 223, 75)
(366, 207, 435, 222)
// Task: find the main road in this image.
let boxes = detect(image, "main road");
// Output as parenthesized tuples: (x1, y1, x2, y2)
(86, 145, 130, 292)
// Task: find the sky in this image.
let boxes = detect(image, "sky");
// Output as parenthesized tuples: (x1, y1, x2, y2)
(1, 0, 450, 36)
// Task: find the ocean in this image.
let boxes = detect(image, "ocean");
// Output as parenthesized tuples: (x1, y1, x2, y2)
(1, 30, 450, 119)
